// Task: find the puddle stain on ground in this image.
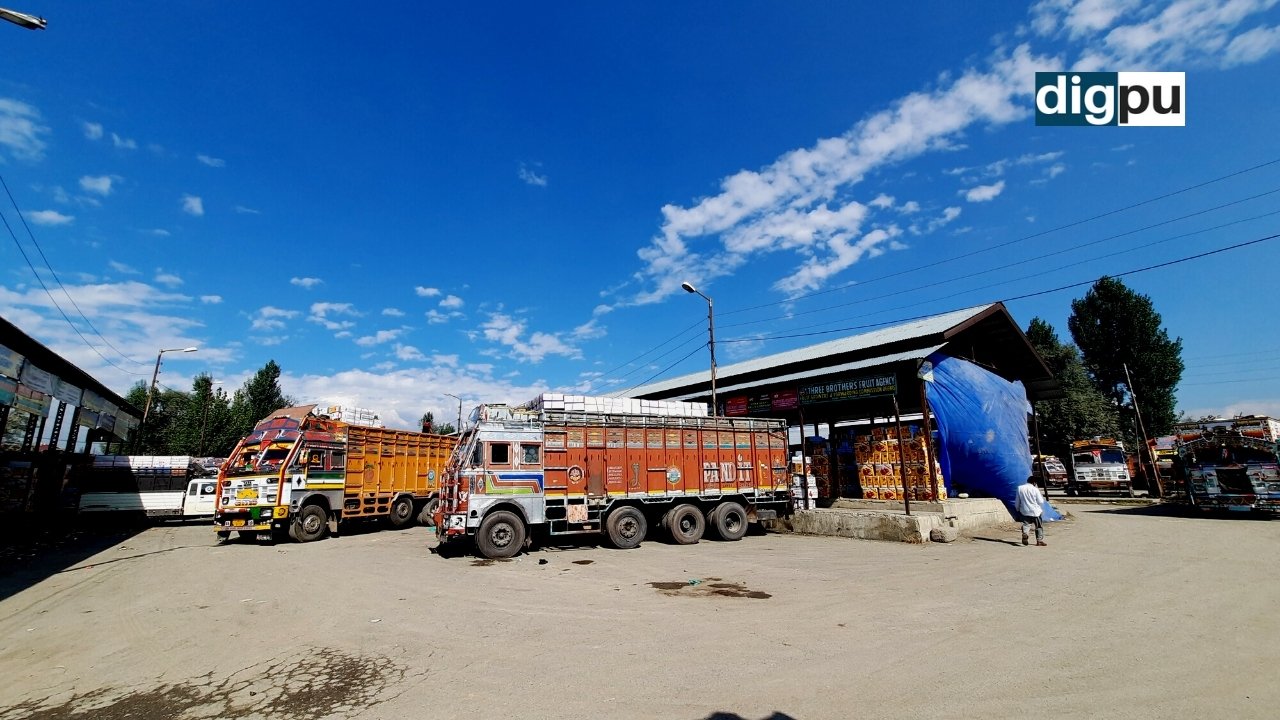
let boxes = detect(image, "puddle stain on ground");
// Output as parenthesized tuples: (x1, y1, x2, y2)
(648, 577, 771, 600)
(470, 558, 514, 567)
(571, 560, 594, 565)
(0, 648, 416, 720)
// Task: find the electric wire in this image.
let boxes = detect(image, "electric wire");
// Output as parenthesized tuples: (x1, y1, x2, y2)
(718, 156, 1280, 318)
(0, 203, 146, 377)
(0, 172, 150, 368)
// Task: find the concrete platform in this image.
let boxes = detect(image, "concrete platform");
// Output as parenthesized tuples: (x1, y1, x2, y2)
(777, 497, 1011, 543)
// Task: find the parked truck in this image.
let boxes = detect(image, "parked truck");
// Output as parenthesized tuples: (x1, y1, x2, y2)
(434, 393, 793, 559)
(214, 406, 456, 542)
(1067, 438, 1132, 496)
(1177, 427, 1280, 514)
(74, 455, 217, 519)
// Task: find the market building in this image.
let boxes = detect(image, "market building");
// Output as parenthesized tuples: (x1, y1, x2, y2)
(630, 302, 1060, 507)
(1, 314, 141, 514)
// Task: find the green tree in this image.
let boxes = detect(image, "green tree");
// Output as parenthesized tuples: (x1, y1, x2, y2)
(1067, 277, 1185, 438)
(1025, 317, 1120, 455)
(420, 411, 435, 433)
(227, 360, 294, 445)
(188, 374, 233, 457)
(127, 381, 191, 455)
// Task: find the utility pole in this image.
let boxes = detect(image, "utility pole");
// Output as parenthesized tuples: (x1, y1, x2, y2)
(1124, 362, 1163, 498)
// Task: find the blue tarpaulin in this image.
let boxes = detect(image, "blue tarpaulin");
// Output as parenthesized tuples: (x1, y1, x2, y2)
(923, 353, 1060, 521)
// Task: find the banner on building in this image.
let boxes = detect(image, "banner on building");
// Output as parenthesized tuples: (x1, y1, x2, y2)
(0, 375, 16, 405)
(52, 378, 83, 406)
(800, 374, 898, 404)
(18, 363, 54, 395)
(0, 343, 22, 379)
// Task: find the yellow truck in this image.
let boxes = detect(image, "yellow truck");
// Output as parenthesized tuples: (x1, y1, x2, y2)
(214, 406, 455, 542)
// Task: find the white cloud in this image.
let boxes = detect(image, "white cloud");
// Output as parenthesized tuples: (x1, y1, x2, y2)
(148, 228, 171, 237)
(29, 210, 73, 226)
(572, 318, 607, 340)
(356, 329, 406, 347)
(200, 295, 223, 304)
(234, 205, 261, 215)
(82, 121, 103, 140)
(382, 307, 405, 317)
(154, 271, 183, 288)
(415, 286, 441, 297)
(632, 43, 1047, 302)
(518, 163, 549, 187)
(79, 175, 115, 196)
(1034, 0, 1280, 70)
(1046, 163, 1066, 178)
(964, 180, 1006, 202)
(309, 301, 361, 330)
(480, 312, 581, 363)
(426, 309, 455, 324)
(899, 200, 921, 214)
(181, 194, 204, 216)
(439, 294, 464, 309)
(196, 154, 226, 168)
(251, 305, 300, 331)
(1223, 23, 1280, 66)
(290, 277, 323, 289)
(111, 133, 137, 150)
(869, 193, 895, 209)
(108, 260, 138, 274)
(394, 344, 426, 361)
(0, 98, 49, 161)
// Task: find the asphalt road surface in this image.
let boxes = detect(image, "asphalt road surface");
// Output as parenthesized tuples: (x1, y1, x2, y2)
(1, 503, 1276, 720)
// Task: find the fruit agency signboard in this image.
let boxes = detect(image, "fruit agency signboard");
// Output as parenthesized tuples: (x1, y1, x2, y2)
(723, 388, 801, 417)
(800, 374, 897, 404)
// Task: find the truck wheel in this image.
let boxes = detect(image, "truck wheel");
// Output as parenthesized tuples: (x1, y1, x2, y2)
(606, 507, 647, 550)
(476, 510, 526, 559)
(215, 530, 231, 541)
(665, 504, 704, 545)
(711, 501, 748, 541)
(419, 497, 440, 526)
(388, 495, 415, 528)
(293, 504, 329, 543)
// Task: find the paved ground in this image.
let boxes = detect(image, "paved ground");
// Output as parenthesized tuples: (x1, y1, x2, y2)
(1, 503, 1277, 720)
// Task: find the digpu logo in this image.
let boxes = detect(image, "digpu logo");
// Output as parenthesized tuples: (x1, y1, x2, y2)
(1035, 72, 1185, 126)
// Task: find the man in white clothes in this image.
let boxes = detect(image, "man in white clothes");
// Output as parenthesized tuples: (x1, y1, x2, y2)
(1015, 475, 1048, 547)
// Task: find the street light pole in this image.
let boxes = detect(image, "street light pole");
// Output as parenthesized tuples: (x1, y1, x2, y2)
(138, 346, 198, 452)
(444, 393, 463, 433)
(0, 7, 46, 30)
(681, 281, 717, 415)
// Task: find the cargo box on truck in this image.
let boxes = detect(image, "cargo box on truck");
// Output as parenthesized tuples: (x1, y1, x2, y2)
(214, 406, 456, 542)
(435, 393, 793, 559)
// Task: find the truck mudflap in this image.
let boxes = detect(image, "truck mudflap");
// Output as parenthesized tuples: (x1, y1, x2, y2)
(753, 508, 778, 521)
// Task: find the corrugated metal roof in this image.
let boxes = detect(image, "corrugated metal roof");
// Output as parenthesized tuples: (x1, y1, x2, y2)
(629, 303, 995, 397)
(660, 345, 945, 402)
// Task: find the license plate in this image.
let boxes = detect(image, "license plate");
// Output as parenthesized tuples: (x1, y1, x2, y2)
(236, 488, 259, 500)
(231, 519, 246, 527)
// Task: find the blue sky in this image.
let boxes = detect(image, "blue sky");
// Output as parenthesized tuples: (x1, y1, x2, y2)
(2, 1, 1279, 429)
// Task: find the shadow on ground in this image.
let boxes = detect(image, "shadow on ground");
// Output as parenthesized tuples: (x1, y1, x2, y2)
(0, 514, 152, 601)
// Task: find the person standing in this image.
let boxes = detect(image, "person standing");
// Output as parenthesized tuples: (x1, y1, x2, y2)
(1015, 475, 1048, 546)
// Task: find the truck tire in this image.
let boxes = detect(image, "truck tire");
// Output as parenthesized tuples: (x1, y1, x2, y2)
(293, 504, 329, 543)
(710, 501, 748, 541)
(665, 503, 704, 545)
(419, 496, 440, 526)
(606, 506, 647, 550)
(476, 510, 526, 559)
(215, 530, 231, 541)
(388, 495, 415, 528)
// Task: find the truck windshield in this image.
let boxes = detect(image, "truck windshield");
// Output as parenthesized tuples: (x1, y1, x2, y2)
(1075, 449, 1124, 464)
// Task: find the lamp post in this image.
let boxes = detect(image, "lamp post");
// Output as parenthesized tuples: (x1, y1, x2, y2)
(138, 346, 198, 451)
(680, 281, 717, 415)
(444, 393, 463, 434)
(0, 7, 46, 29)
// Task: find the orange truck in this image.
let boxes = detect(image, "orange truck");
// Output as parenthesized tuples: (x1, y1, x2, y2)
(435, 393, 792, 559)
(214, 406, 455, 542)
